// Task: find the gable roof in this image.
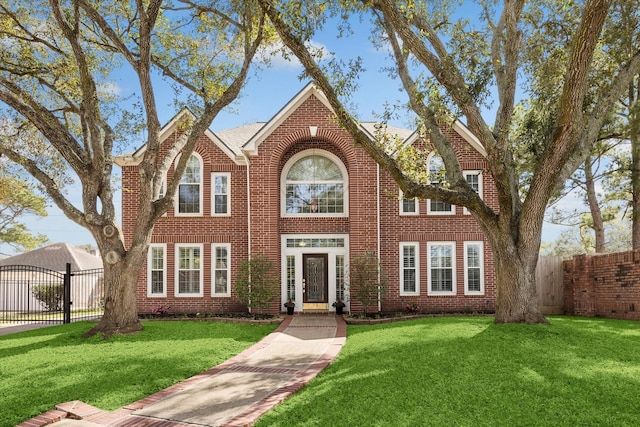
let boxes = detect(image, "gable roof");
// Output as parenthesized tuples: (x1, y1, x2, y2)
(115, 108, 248, 167)
(115, 83, 486, 166)
(0, 243, 103, 272)
(241, 82, 335, 155)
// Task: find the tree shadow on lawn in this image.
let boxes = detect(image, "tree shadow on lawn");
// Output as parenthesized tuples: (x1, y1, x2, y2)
(1, 320, 276, 427)
(255, 316, 640, 427)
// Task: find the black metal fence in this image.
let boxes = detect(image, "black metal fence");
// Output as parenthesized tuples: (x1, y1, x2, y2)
(0, 263, 104, 325)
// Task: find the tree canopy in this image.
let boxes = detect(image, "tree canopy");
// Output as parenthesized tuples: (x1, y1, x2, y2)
(258, 0, 640, 322)
(0, 0, 270, 337)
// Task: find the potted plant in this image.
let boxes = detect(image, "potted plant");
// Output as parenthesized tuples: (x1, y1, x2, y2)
(284, 298, 295, 315)
(332, 298, 346, 315)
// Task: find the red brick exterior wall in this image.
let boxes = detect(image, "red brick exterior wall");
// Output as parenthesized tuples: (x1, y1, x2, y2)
(563, 250, 640, 320)
(378, 127, 497, 314)
(121, 92, 498, 316)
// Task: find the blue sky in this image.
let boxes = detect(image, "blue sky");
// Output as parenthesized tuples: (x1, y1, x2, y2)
(4, 15, 571, 255)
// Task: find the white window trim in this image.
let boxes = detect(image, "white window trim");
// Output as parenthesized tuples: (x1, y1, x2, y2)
(211, 172, 231, 216)
(211, 243, 231, 297)
(175, 152, 204, 217)
(147, 243, 167, 297)
(426, 152, 455, 215)
(464, 241, 485, 295)
(427, 241, 457, 296)
(399, 191, 419, 216)
(463, 170, 483, 215)
(280, 149, 349, 218)
(400, 242, 420, 296)
(175, 243, 204, 297)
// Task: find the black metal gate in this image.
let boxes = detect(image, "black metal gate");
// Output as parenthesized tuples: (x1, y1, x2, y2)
(0, 263, 104, 325)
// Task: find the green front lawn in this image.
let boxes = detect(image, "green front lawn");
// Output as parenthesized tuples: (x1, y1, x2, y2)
(0, 321, 276, 427)
(5, 316, 640, 427)
(256, 316, 640, 426)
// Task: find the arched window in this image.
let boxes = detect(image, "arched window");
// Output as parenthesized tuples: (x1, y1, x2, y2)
(427, 153, 453, 214)
(282, 150, 348, 216)
(176, 153, 203, 215)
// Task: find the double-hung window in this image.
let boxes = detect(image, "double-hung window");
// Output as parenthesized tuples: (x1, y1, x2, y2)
(212, 172, 230, 215)
(147, 244, 166, 297)
(463, 171, 482, 214)
(400, 242, 420, 295)
(428, 242, 456, 295)
(399, 191, 419, 215)
(464, 241, 484, 295)
(212, 243, 231, 296)
(175, 244, 203, 296)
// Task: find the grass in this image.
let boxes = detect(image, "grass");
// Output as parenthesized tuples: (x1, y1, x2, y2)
(255, 316, 640, 426)
(0, 320, 276, 427)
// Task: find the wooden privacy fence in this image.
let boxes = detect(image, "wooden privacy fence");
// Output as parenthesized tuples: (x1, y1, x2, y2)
(536, 256, 564, 315)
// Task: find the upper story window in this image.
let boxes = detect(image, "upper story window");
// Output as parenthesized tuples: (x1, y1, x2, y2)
(176, 153, 203, 216)
(463, 170, 482, 214)
(281, 150, 348, 217)
(427, 153, 454, 215)
(212, 172, 230, 216)
(399, 191, 419, 215)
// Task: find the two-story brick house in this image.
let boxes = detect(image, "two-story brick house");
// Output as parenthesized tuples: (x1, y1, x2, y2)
(117, 83, 496, 315)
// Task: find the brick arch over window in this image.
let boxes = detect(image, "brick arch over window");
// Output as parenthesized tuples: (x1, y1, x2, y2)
(268, 127, 357, 171)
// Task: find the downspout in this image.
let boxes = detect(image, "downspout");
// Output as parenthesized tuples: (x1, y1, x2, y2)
(241, 151, 251, 257)
(377, 163, 382, 313)
(242, 151, 252, 313)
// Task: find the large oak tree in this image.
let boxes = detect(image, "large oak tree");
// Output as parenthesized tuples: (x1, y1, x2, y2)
(0, 0, 269, 337)
(259, 0, 640, 322)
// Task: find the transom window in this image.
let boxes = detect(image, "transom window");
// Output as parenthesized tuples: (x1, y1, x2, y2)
(282, 150, 348, 216)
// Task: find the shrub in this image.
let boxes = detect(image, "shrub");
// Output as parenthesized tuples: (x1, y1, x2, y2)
(235, 255, 279, 315)
(31, 283, 64, 311)
(347, 252, 388, 315)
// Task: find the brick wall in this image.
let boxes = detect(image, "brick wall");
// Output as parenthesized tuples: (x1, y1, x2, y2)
(378, 127, 497, 314)
(564, 250, 640, 320)
(121, 90, 499, 316)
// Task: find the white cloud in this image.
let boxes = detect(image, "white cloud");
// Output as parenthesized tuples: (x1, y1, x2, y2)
(97, 81, 122, 97)
(256, 40, 332, 69)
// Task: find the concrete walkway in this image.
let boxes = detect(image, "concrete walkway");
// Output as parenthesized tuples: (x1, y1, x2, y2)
(18, 315, 346, 427)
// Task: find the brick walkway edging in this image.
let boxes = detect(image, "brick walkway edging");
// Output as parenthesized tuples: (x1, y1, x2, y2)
(18, 315, 347, 427)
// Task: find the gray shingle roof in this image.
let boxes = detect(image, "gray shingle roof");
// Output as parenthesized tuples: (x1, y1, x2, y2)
(213, 122, 266, 153)
(0, 243, 103, 271)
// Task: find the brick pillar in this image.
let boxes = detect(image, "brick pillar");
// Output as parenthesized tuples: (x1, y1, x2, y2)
(570, 254, 596, 317)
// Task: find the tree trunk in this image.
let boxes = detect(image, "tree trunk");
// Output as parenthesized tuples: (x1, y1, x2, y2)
(84, 260, 142, 339)
(630, 78, 640, 249)
(83, 229, 149, 339)
(584, 156, 606, 252)
(489, 230, 548, 324)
